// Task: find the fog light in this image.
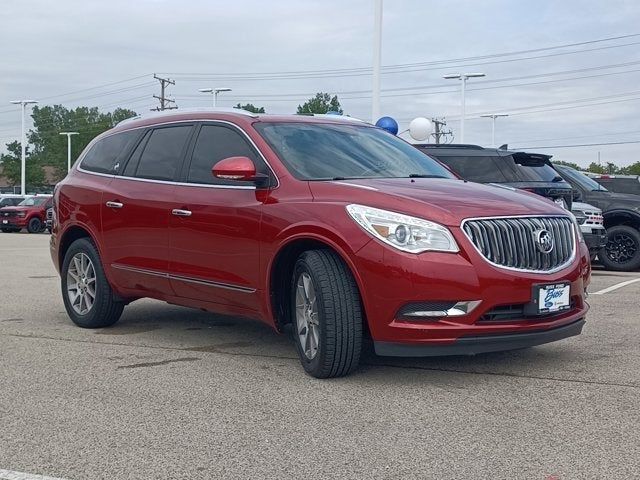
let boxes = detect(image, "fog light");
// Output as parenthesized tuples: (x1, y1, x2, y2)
(398, 300, 482, 319)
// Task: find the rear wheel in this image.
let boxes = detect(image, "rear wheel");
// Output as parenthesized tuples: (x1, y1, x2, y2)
(600, 225, 640, 271)
(27, 217, 42, 233)
(290, 250, 363, 378)
(61, 238, 124, 328)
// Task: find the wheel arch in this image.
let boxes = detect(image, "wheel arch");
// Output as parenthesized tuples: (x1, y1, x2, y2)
(603, 209, 640, 230)
(267, 234, 369, 334)
(58, 223, 101, 272)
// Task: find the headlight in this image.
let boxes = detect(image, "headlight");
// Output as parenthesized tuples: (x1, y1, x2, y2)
(572, 210, 587, 225)
(17, 211, 26, 217)
(346, 204, 459, 253)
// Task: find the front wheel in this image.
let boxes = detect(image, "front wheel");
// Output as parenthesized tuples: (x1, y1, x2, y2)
(290, 250, 363, 378)
(61, 238, 124, 328)
(27, 217, 43, 233)
(599, 225, 640, 271)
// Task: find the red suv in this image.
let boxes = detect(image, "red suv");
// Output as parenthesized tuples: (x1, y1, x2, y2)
(1, 195, 52, 233)
(50, 110, 591, 378)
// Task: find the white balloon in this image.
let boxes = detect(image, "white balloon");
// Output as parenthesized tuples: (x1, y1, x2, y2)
(409, 117, 433, 141)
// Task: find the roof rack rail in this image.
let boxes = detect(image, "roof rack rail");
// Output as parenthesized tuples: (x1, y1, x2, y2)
(115, 107, 259, 127)
(295, 113, 368, 123)
(414, 143, 485, 149)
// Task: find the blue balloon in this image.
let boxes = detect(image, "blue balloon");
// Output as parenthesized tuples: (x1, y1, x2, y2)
(375, 116, 399, 135)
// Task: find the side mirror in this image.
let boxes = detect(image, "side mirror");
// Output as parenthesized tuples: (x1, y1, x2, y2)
(212, 156, 268, 185)
(572, 190, 582, 202)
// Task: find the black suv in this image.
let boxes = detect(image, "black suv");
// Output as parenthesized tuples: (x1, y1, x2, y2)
(592, 174, 640, 196)
(416, 144, 573, 209)
(555, 165, 640, 271)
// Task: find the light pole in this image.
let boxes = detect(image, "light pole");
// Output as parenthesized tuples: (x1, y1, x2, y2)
(198, 87, 232, 107)
(59, 132, 79, 172)
(480, 114, 508, 147)
(443, 73, 485, 143)
(371, 0, 383, 122)
(9, 99, 38, 195)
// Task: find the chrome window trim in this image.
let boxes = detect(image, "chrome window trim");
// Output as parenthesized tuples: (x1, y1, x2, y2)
(111, 263, 256, 293)
(460, 214, 577, 275)
(77, 118, 279, 190)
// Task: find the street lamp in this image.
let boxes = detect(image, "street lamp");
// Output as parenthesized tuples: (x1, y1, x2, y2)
(198, 87, 232, 107)
(9, 99, 38, 195)
(480, 114, 509, 148)
(59, 132, 79, 172)
(443, 73, 485, 143)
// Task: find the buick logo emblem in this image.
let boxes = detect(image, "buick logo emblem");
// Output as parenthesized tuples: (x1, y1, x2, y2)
(534, 228, 554, 254)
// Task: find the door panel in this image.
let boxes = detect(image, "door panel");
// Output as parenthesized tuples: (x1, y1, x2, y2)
(101, 178, 175, 295)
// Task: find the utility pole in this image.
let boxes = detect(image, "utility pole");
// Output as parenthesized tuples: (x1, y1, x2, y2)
(59, 132, 79, 172)
(152, 74, 177, 111)
(480, 113, 509, 147)
(431, 118, 452, 144)
(371, 0, 383, 122)
(443, 73, 486, 142)
(10, 99, 38, 195)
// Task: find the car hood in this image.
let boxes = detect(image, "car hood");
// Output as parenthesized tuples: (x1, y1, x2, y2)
(600, 190, 640, 206)
(310, 178, 569, 226)
(0, 206, 30, 212)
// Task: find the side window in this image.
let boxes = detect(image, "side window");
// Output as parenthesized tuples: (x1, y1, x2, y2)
(187, 125, 262, 185)
(134, 126, 192, 181)
(80, 130, 138, 174)
(122, 130, 150, 177)
(438, 156, 509, 183)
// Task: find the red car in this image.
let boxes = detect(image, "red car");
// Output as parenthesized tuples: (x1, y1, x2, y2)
(1, 195, 52, 233)
(50, 110, 591, 378)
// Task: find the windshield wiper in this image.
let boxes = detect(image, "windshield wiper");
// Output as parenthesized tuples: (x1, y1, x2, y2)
(408, 174, 447, 178)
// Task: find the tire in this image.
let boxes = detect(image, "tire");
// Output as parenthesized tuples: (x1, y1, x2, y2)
(61, 238, 124, 328)
(290, 249, 363, 378)
(599, 225, 640, 271)
(1, 228, 10, 233)
(27, 217, 42, 233)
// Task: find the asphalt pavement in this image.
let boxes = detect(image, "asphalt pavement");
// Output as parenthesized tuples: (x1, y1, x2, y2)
(0, 233, 638, 479)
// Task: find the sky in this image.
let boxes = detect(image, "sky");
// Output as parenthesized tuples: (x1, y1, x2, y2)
(1, 0, 640, 167)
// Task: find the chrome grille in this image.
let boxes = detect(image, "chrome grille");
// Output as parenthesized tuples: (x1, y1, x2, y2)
(462, 216, 576, 273)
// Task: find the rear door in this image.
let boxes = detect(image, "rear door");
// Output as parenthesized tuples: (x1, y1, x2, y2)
(167, 122, 270, 311)
(101, 124, 195, 295)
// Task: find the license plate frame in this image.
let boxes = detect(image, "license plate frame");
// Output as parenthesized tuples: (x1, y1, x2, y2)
(534, 282, 571, 314)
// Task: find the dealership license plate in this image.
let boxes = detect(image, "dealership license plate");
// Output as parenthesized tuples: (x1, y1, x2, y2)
(536, 283, 570, 313)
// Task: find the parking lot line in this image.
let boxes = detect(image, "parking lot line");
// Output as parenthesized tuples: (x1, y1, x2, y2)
(591, 277, 640, 295)
(0, 470, 71, 480)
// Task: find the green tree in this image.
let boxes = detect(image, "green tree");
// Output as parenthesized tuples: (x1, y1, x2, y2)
(626, 161, 640, 175)
(587, 162, 607, 174)
(27, 105, 137, 181)
(553, 160, 582, 170)
(297, 92, 342, 114)
(235, 103, 265, 113)
(0, 140, 45, 189)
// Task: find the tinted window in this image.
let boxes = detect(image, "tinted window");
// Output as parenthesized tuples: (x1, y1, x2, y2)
(134, 126, 192, 181)
(188, 125, 259, 185)
(18, 197, 49, 206)
(255, 123, 453, 180)
(433, 155, 509, 182)
(81, 130, 138, 174)
(557, 165, 607, 191)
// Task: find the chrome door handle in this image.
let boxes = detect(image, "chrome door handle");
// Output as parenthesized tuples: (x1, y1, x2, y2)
(106, 201, 124, 209)
(172, 209, 192, 217)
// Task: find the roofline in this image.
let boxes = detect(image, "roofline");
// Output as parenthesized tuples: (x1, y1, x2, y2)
(115, 107, 259, 127)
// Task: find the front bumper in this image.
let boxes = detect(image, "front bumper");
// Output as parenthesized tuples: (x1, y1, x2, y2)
(351, 228, 591, 350)
(583, 230, 607, 253)
(1, 218, 26, 228)
(375, 318, 585, 356)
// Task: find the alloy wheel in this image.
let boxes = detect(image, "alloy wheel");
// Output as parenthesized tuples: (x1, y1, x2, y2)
(605, 232, 639, 264)
(66, 252, 97, 315)
(295, 272, 320, 360)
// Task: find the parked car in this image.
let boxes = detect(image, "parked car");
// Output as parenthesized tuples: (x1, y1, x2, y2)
(414, 144, 574, 209)
(45, 207, 53, 233)
(592, 174, 640, 195)
(555, 164, 640, 271)
(0, 195, 52, 233)
(571, 201, 607, 261)
(0, 195, 26, 208)
(51, 110, 590, 378)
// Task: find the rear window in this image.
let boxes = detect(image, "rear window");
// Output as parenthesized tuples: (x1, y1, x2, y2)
(81, 130, 139, 174)
(429, 153, 561, 183)
(597, 178, 640, 194)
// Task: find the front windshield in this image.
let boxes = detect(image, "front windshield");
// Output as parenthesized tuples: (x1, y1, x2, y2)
(557, 165, 607, 191)
(255, 122, 454, 180)
(18, 197, 48, 207)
